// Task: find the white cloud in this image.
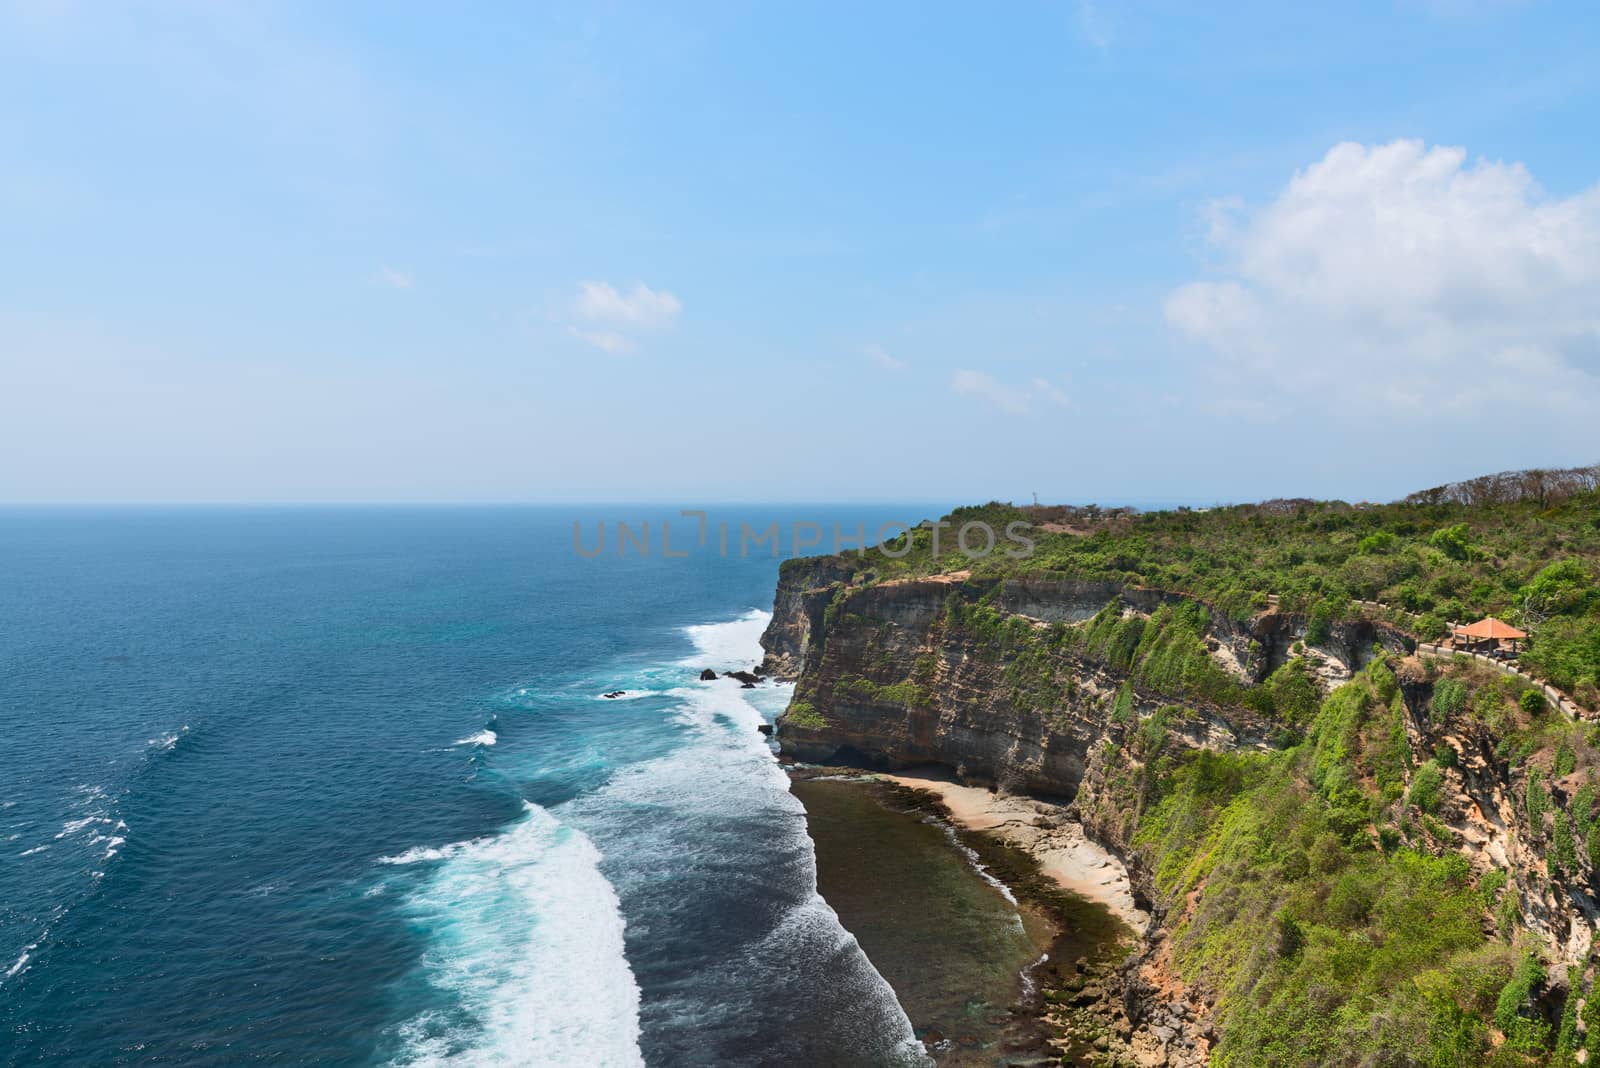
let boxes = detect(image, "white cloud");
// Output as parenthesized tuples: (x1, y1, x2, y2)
(952, 370, 1069, 415)
(376, 265, 414, 290)
(863, 343, 907, 371)
(574, 281, 681, 329)
(568, 281, 681, 352)
(1166, 139, 1600, 421)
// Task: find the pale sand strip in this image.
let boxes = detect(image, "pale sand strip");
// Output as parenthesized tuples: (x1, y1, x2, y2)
(879, 771, 1150, 935)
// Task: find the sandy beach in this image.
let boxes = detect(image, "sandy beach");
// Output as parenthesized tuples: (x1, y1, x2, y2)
(791, 769, 1139, 1065)
(878, 770, 1150, 935)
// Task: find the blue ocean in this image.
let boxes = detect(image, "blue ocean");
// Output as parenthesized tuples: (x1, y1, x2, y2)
(0, 507, 939, 1066)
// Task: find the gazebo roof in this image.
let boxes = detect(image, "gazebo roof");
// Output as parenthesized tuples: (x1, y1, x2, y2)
(1455, 616, 1528, 640)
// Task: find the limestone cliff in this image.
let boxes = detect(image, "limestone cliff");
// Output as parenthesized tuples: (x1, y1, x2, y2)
(763, 560, 1600, 1066)
(761, 565, 1406, 797)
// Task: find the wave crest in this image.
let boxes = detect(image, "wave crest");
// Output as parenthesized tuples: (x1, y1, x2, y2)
(385, 803, 643, 1067)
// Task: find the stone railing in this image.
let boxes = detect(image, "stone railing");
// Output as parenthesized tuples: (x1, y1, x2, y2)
(1351, 598, 1427, 631)
(1416, 643, 1588, 720)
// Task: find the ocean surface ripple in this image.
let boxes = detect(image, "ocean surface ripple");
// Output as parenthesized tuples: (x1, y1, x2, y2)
(0, 505, 932, 1066)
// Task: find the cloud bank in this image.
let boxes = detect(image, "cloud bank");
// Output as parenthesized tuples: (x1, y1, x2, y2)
(1166, 140, 1600, 421)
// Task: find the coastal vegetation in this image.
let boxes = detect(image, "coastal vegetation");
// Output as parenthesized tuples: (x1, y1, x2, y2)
(783, 699, 827, 729)
(810, 463, 1600, 711)
(770, 463, 1600, 1066)
(1096, 651, 1600, 1067)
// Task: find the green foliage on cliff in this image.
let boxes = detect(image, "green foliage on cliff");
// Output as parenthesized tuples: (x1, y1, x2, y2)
(1431, 677, 1468, 717)
(1121, 659, 1595, 1067)
(775, 469, 1600, 1065)
(1407, 759, 1443, 814)
(783, 699, 826, 729)
(1262, 659, 1321, 726)
(833, 674, 932, 708)
(824, 475, 1600, 708)
(1429, 522, 1475, 561)
(1110, 681, 1135, 725)
(1079, 600, 1257, 712)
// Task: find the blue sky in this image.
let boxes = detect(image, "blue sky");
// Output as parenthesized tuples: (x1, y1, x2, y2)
(3, 1, 1598, 505)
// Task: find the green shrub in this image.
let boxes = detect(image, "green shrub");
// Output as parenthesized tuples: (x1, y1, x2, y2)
(1556, 966, 1582, 1063)
(1521, 560, 1596, 619)
(1358, 531, 1397, 555)
(1494, 952, 1547, 1048)
(1553, 737, 1576, 778)
(1527, 772, 1550, 829)
(1111, 682, 1135, 726)
(1586, 981, 1600, 1060)
(1573, 783, 1596, 830)
(1430, 524, 1473, 562)
(784, 700, 825, 729)
(1265, 659, 1321, 725)
(1415, 613, 1449, 640)
(1520, 688, 1549, 716)
(1553, 811, 1578, 873)
(1408, 760, 1444, 814)
(1479, 868, 1507, 906)
(1432, 677, 1469, 718)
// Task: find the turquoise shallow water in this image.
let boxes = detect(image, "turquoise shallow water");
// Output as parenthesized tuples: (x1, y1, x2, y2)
(0, 506, 940, 1066)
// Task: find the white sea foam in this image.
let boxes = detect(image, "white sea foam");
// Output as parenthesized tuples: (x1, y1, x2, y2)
(386, 802, 643, 1067)
(55, 815, 110, 840)
(559, 611, 928, 1066)
(680, 608, 770, 670)
(387, 609, 921, 1067)
(933, 820, 1022, 910)
(19, 845, 49, 857)
(99, 835, 126, 860)
(1020, 951, 1050, 1000)
(453, 730, 497, 748)
(376, 842, 468, 866)
(150, 726, 189, 752)
(4, 922, 51, 984)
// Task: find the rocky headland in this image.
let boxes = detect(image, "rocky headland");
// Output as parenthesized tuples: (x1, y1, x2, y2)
(760, 480, 1600, 1066)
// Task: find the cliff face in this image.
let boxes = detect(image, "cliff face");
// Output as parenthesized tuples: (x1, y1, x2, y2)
(757, 556, 860, 680)
(764, 572, 1295, 797)
(764, 567, 1419, 792)
(763, 564, 1600, 1066)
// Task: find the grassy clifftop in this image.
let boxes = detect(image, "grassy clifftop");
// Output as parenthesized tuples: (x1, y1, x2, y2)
(771, 466, 1600, 1065)
(795, 464, 1600, 708)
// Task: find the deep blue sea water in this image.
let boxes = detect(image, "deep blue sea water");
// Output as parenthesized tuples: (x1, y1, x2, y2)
(0, 506, 943, 1067)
